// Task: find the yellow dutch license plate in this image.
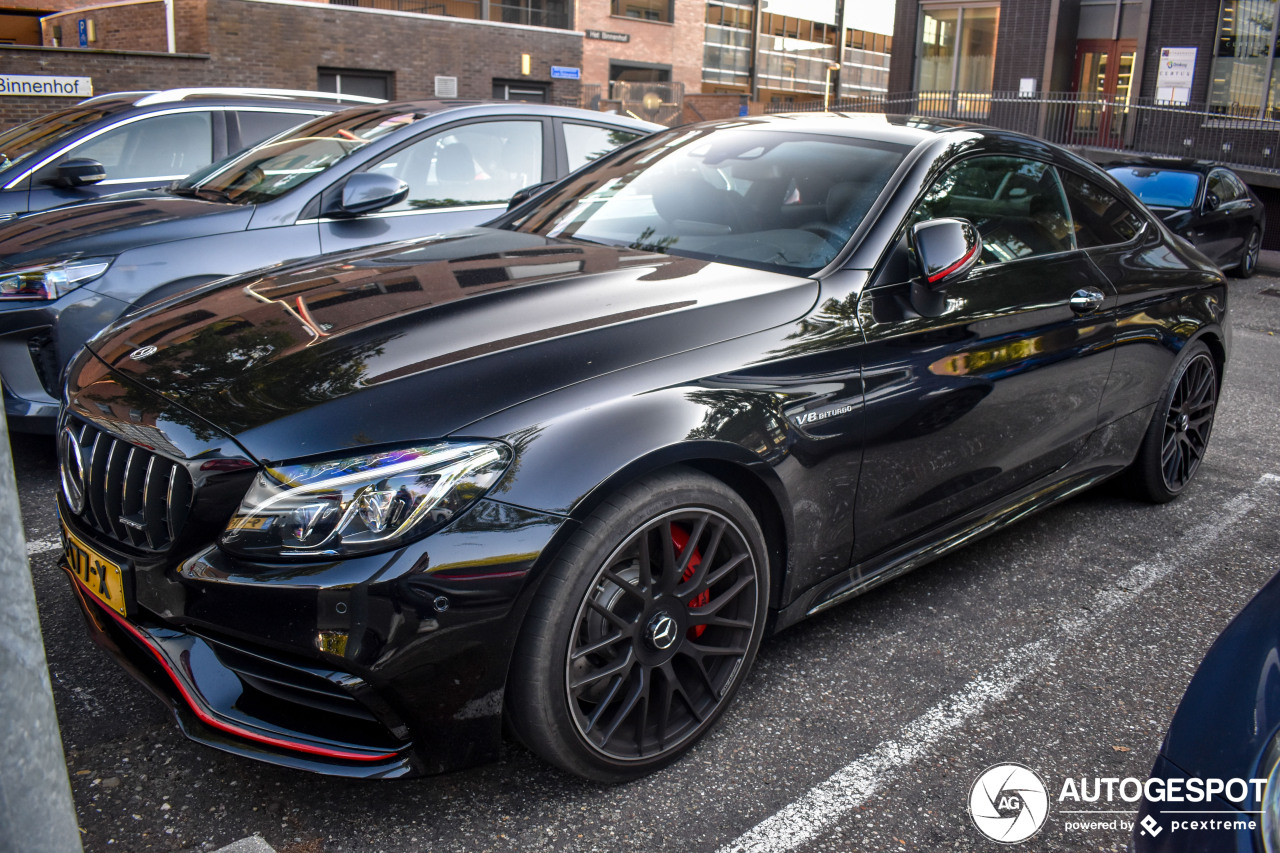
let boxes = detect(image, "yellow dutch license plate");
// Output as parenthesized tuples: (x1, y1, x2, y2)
(62, 522, 127, 617)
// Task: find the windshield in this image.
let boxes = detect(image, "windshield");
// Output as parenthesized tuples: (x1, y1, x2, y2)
(507, 124, 909, 276)
(1107, 166, 1201, 208)
(0, 106, 116, 173)
(174, 108, 423, 204)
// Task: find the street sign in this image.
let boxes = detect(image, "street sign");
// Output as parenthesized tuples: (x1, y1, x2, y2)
(77, 19, 87, 47)
(585, 29, 630, 43)
(0, 74, 93, 97)
(551, 66, 581, 80)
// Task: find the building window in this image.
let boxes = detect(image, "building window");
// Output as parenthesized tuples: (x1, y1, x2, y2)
(318, 68, 393, 100)
(1209, 0, 1280, 117)
(915, 4, 999, 95)
(612, 0, 672, 23)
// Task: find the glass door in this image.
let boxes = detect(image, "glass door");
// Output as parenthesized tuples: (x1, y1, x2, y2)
(1071, 38, 1136, 146)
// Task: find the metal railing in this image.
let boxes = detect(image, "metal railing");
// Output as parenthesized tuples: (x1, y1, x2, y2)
(768, 90, 1280, 174)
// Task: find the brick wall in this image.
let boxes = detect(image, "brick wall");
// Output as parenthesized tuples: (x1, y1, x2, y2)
(990, 0, 1054, 92)
(42, 2, 169, 52)
(888, 0, 916, 93)
(0, 0, 583, 131)
(1139, 0, 1218, 102)
(579, 0, 703, 94)
(202, 0, 582, 101)
(681, 92, 762, 123)
(0, 46, 211, 130)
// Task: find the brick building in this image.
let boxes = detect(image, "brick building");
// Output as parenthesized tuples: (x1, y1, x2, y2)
(0, 0, 584, 130)
(0, 0, 893, 131)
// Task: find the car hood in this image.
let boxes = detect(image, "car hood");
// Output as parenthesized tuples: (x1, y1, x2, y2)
(0, 192, 251, 267)
(82, 227, 818, 462)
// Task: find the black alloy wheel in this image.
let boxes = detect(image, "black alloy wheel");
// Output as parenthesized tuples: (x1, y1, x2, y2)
(1232, 228, 1261, 279)
(506, 468, 769, 781)
(1124, 341, 1218, 503)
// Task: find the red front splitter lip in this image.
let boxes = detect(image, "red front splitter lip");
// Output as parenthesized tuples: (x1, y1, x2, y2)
(64, 566, 413, 771)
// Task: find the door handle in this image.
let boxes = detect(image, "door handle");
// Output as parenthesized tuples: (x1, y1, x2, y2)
(1069, 288, 1105, 314)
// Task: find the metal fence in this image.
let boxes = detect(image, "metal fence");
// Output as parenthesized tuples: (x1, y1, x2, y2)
(769, 91, 1280, 174)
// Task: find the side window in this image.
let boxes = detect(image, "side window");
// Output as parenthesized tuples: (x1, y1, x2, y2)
(69, 112, 214, 181)
(1059, 170, 1144, 247)
(564, 123, 642, 172)
(369, 120, 544, 212)
(1209, 170, 1244, 203)
(232, 111, 315, 152)
(914, 156, 1074, 264)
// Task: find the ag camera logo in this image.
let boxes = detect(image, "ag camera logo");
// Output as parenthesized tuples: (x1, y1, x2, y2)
(969, 763, 1050, 844)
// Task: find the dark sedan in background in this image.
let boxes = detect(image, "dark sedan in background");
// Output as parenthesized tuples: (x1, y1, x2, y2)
(1135, 568, 1280, 852)
(0, 100, 657, 431)
(1107, 158, 1264, 278)
(56, 114, 1227, 783)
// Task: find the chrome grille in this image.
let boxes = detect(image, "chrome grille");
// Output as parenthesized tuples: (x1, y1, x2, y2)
(62, 419, 194, 551)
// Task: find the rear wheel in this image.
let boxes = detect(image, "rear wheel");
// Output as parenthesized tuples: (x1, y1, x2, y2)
(1231, 227, 1260, 279)
(506, 468, 768, 781)
(1123, 341, 1219, 503)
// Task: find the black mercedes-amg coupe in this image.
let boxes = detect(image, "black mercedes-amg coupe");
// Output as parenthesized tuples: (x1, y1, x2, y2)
(56, 114, 1228, 782)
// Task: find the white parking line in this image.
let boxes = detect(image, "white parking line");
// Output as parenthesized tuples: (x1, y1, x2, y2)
(25, 536, 61, 556)
(720, 474, 1279, 853)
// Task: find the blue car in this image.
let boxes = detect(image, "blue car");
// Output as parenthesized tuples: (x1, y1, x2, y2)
(1135, 569, 1280, 851)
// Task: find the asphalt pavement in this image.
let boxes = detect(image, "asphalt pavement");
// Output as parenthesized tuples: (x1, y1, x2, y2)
(11, 271, 1280, 853)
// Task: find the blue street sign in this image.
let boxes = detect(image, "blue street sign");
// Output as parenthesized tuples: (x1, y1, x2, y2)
(550, 66, 581, 80)
(77, 19, 88, 47)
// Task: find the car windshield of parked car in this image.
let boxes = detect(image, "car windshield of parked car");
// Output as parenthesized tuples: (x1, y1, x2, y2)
(507, 124, 910, 276)
(1107, 166, 1201, 208)
(0, 106, 114, 173)
(173, 108, 423, 204)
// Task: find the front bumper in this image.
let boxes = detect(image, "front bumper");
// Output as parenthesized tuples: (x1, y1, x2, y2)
(60, 497, 571, 778)
(0, 288, 129, 433)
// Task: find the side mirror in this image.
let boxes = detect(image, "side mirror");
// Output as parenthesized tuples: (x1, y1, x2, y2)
(52, 158, 106, 188)
(911, 217, 982, 288)
(1203, 191, 1221, 213)
(507, 180, 555, 211)
(336, 172, 409, 217)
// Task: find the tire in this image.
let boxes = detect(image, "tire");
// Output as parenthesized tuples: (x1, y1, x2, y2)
(1230, 227, 1260, 279)
(505, 467, 769, 781)
(1122, 341, 1219, 503)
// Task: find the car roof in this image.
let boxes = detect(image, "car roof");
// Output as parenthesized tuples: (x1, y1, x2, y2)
(686, 111, 999, 149)
(326, 99, 665, 133)
(78, 87, 384, 109)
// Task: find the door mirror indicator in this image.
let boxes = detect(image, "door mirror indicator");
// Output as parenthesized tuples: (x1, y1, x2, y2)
(911, 217, 982, 288)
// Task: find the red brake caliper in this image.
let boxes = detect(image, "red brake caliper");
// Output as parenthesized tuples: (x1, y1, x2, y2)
(671, 525, 709, 638)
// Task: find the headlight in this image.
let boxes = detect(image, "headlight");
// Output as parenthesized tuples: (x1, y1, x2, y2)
(0, 257, 112, 300)
(219, 441, 510, 559)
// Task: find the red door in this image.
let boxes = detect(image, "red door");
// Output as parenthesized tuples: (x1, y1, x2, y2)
(1069, 39, 1137, 147)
